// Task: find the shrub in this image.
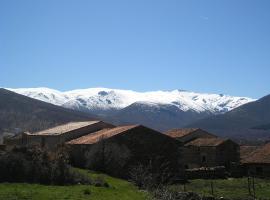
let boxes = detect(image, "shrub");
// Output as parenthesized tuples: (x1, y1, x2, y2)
(83, 188, 91, 195)
(152, 188, 201, 200)
(129, 161, 175, 190)
(93, 176, 109, 187)
(0, 146, 91, 185)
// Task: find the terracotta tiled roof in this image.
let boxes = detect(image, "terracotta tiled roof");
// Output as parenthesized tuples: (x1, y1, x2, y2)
(240, 146, 258, 161)
(242, 143, 270, 164)
(30, 121, 101, 135)
(67, 125, 139, 145)
(165, 128, 201, 138)
(185, 137, 227, 147)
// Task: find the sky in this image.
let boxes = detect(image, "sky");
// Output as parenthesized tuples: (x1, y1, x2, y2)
(0, 0, 270, 98)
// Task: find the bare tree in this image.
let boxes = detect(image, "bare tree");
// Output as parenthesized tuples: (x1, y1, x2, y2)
(85, 136, 131, 177)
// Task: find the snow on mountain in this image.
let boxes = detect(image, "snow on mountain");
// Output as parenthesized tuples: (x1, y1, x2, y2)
(7, 87, 255, 114)
(8, 87, 69, 106)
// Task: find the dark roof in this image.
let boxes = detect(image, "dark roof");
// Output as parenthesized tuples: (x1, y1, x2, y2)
(165, 128, 201, 138)
(242, 143, 270, 164)
(240, 146, 259, 161)
(185, 137, 228, 147)
(30, 121, 101, 136)
(67, 125, 139, 145)
(165, 128, 215, 139)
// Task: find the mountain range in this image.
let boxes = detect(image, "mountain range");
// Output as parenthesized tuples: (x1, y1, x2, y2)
(1, 87, 270, 143)
(7, 87, 254, 131)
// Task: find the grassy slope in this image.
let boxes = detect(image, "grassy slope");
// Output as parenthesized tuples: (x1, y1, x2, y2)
(0, 169, 149, 200)
(171, 178, 270, 199)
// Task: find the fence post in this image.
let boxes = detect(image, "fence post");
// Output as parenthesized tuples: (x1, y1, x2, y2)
(252, 176, 256, 200)
(211, 179, 214, 196)
(206, 167, 214, 197)
(247, 176, 252, 196)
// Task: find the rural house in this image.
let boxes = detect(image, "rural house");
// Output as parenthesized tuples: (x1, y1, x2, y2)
(242, 143, 270, 177)
(165, 128, 217, 144)
(4, 121, 114, 148)
(183, 138, 240, 169)
(66, 125, 185, 179)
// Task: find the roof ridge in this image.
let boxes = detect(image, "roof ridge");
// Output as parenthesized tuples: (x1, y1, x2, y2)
(67, 124, 140, 145)
(32, 121, 101, 135)
(185, 137, 227, 147)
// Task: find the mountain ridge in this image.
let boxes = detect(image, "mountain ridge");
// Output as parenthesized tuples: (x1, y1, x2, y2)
(187, 94, 270, 130)
(0, 88, 96, 139)
(7, 87, 255, 115)
(5, 87, 255, 131)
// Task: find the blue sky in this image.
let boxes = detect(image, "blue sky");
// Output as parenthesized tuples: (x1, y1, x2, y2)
(0, 0, 270, 98)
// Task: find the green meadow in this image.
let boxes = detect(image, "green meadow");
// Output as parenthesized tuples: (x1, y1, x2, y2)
(0, 169, 149, 200)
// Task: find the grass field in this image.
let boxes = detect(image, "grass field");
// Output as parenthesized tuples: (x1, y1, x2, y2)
(2, 169, 270, 200)
(0, 169, 149, 200)
(171, 177, 270, 199)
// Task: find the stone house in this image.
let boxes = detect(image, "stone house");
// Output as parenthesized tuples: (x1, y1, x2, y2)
(66, 125, 185, 179)
(4, 121, 114, 149)
(183, 138, 240, 169)
(242, 143, 270, 177)
(165, 128, 217, 144)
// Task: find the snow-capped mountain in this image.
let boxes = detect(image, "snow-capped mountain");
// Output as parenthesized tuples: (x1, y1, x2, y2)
(6, 87, 255, 131)
(7, 87, 254, 113)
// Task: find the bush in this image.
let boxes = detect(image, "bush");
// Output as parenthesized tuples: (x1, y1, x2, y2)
(129, 163, 153, 189)
(83, 188, 91, 195)
(93, 176, 109, 187)
(129, 161, 175, 190)
(0, 146, 91, 185)
(152, 188, 201, 200)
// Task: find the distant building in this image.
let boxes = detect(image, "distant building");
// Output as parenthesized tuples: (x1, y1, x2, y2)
(183, 138, 240, 169)
(165, 128, 240, 170)
(240, 145, 258, 161)
(242, 143, 270, 177)
(4, 121, 114, 148)
(165, 128, 217, 144)
(67, 125, 184, 179)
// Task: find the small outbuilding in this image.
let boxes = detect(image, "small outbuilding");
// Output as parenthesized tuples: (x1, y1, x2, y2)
(165, 128, 217, 144)
(242, 143, 270, 177)
(67, 125, 185, 179)
(183, 137, 240, 169)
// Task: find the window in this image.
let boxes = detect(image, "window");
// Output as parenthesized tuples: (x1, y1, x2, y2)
(41, 138, 45, 147)
(256, 167, 263, 175)
(202, 155, 206, 163)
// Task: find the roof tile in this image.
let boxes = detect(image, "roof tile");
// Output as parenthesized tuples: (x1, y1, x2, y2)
(185, 138, 227, 147)
(165, 128, 200, 138)
(31, 121, 100, 135)
(67, 125, 139, 145)
(242, 143, 270, 164)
